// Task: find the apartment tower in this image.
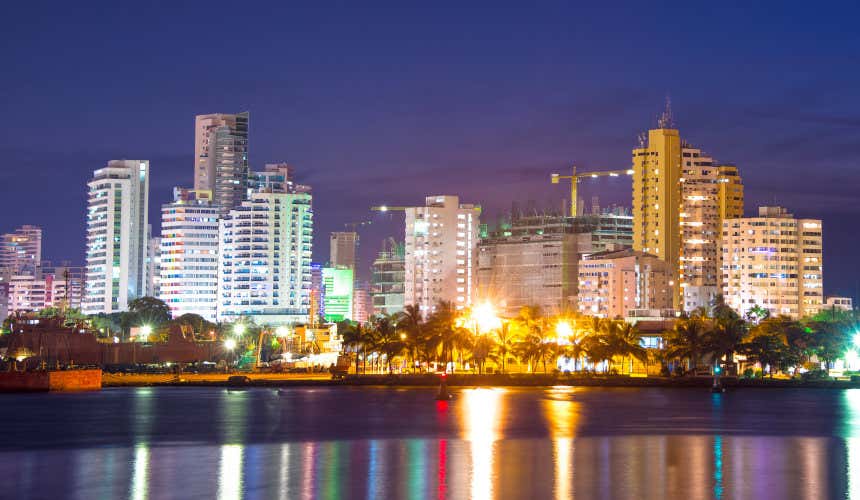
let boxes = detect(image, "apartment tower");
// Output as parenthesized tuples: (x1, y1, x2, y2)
(193, 112, 249, 217)
(159, 188, 220, 321)
(404, 195, 480, 314)
(83, 160, 149, 314)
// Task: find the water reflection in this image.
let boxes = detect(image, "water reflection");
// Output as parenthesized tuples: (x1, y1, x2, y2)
(3, 387, 860, 499)
(846, 389, 860, 499)
(543, 387, 580, 500)
(462, 388, 504, 500)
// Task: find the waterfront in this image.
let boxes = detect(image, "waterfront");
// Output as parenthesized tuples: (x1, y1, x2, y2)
(2, 386, 860, 499)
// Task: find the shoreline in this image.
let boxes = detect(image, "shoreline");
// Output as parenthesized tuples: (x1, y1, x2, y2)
(99, 373, 860, 390)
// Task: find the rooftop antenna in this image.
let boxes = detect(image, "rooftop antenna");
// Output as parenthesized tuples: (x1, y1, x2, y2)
(657, 95, 674, 128)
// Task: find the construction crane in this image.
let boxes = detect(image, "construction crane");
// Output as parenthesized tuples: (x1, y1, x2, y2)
(343, 220, 373, 232)
(551, 165, 634, 217)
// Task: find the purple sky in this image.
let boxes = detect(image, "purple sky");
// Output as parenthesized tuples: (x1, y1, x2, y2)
(2, 1, 859, 299)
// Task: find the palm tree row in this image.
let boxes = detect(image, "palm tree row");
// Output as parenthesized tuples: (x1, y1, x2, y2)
(663, 296, 859, 377)
(339, 302, 649, 375)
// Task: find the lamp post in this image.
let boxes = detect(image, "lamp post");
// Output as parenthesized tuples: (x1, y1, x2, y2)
(224, 338, 237, 373)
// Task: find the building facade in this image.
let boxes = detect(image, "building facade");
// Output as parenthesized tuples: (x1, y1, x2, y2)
(722, 206, 823, 319)
(370, 238, 405, 316)
(352, 280, 372, 323)
(330, 231, 358, 270)
(632, 109, 743, 312)
(159, 188, 220, 321)
(825, 297, 853, 312)
(578, 249, 674, 319)
(217, 190, 313, 325)
(193, 112, 249, 217)
(478, 225, 591, 316)
(6, 266, 84, 314)
(679, 152, 744, 311)
(146, 235, 161, 298)
(404, 195, 480, 314)
(83, 160, 149, 314)
(322, 266, 354, 322)
(0, 225, 42, 275)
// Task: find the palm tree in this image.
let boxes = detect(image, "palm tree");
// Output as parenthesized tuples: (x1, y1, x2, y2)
(469, 335, 495, 374)
(605, 321, 647, 375)
(426, 301, 466, 371)
(397, 304, 424, 372)
(373, 313, 405, 373)
(664, 316, 707, 375)
(704, 316, 747, 374)
(514, 305, 546, 338)
(582, 333, 612, 372)
(340, 321, 373, 374)
(493, 322, 517, 373)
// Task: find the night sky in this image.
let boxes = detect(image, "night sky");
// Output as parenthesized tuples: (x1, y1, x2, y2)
(2, 2, 859, 298)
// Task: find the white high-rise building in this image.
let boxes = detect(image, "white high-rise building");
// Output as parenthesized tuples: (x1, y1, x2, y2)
(193, 112, 249, 217)
(404, 195, 480, 314)
(159, 188, 220, 321)
(722, 206, 823, 319)
(217, 189, 313, 325)
(83, 160, 149, 314)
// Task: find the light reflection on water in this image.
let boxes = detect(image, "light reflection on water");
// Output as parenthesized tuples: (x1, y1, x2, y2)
(4, 386, 860, 499)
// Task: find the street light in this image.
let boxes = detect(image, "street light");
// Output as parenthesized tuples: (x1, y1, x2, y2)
(233, 323, 246, 336)
(555, 321, 573, 341)
(275, 326, 290, 337)
(471, 302, 501, 334)
(224, 338, 237, 373)
(140, 325, 152, 341)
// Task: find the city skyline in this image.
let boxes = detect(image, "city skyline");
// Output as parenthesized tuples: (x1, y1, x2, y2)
(2, 2, 859, 299)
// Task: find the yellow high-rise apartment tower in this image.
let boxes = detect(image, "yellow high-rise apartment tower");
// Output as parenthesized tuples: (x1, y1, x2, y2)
(632, 108, 743, 312)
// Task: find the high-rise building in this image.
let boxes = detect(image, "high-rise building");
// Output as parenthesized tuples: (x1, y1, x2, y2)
(159, 188, 220, 321)
(323, 266, 354, 322)
(193, 112, 249, 217)
(146, 234, 161, 297)
(250, 163, 310, 194)
(476, 209, 634, 316)
(217, 187, 313, 325)
(370, 238, 405, 316)
(83, 160, 149, 314)
(404, 195, 480, 314)
(721, 206, 823, 319)
(352, 280, 372, 323)
(578, 249, 674, 319)
(679, 153, 744, 311)
(478, 214, 592, 316)
(330, 231, 358, 270)
(309, 262, 324, 325)
(0, 225, 42, 275)
(632, 107, 743, 311)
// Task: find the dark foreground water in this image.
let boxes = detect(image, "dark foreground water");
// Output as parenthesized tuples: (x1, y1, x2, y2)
(2, 386, 860, 499)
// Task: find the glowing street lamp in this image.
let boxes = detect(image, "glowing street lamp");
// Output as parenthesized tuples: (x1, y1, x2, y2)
(555, 321, 573, 341)
(140, 325, 152, 341)
(275, 326, 290, 337)
(224, 338, 237, 351)
(471, 302, 501, 334)
(233, 323, 246, 336)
